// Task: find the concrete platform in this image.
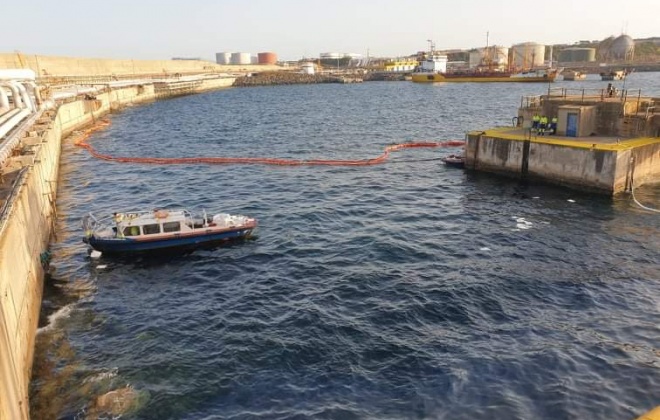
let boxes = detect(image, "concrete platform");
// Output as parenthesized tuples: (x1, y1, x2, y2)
(482, 126, 660, 151)
(464, 89, 660, 195)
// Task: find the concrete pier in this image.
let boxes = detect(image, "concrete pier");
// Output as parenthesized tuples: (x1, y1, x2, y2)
(465, 88, 660, 195)
(0, 72, 235, 420)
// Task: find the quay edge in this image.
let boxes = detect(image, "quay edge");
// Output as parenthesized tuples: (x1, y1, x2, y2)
(0, 72, 235, 420)
(465, 88, 660, 195)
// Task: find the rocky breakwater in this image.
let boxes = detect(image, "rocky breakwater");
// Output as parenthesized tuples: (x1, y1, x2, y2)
(233, 71, 357, 87)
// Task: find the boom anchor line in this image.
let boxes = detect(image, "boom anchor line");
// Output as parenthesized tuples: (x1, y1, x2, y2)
(73, 120, 465, 167)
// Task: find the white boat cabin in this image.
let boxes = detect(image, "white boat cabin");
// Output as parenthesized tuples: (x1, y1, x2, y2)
(111, 210, 245, 238)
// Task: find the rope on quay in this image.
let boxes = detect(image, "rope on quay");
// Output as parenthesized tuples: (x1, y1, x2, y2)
(72, 119, 465, 167)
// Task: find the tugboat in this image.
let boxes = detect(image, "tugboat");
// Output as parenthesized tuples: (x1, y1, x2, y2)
(82, 209, 257, 255)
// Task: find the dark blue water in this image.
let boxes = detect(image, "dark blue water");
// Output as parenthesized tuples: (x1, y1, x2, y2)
(34, 74, 660, 419)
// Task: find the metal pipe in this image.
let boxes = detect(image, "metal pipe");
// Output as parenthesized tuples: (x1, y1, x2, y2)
(0, 85, 9, 113)
(14, 82, 34, 112)
(24, 82, 42, 109)
(0, 108, 21, 126)
(0, 109, 41, 168)
(1, 82, 22, 109)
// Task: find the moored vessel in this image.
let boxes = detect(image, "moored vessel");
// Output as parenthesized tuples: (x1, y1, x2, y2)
(600, 69, 630, 81)
(412, 67, 559, 83)
(411, 39, 560, 83)
(562, 70, 587, 81)
(82, 209, 257, 255)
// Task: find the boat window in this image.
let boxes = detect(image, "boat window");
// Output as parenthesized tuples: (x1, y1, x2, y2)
(162, 221, 181, 233)
(123, 226, 141, 236)
(143, 224, 161, 235)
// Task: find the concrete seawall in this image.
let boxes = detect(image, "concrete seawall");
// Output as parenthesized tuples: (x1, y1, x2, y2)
(0, 75, 234, 419)
(0, 53, 281, 79)
(466, 129, 660, 194)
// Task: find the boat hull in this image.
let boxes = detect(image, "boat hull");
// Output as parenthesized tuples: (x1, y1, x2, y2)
(83, 228, 255, 255)
(441, 155, 465, 168)
(412, 73, 557, 83)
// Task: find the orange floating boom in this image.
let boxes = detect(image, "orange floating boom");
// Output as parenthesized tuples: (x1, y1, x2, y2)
(73, 120, 465, 167)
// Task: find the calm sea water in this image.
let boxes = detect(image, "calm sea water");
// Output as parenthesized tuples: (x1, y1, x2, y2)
(32, 73, 660, 420)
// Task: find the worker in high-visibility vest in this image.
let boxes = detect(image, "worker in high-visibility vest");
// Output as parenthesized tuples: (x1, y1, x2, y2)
(532, 113, 540, 132)
(539, 116, 548, 135)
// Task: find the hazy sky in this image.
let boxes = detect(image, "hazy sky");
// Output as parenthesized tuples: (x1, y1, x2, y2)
(2, 0, 658, 61)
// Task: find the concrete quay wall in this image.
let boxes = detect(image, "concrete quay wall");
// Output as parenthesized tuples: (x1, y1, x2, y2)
(0, 53, 281, 78)
(0, 110, 62, 420)
(0, 76, 234, 419)
(466, 132, 660, 194)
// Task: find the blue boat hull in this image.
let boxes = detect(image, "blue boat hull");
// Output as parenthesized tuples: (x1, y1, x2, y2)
(83, 228, 254, 255)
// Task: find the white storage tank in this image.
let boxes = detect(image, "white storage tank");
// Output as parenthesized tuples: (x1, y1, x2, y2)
(231, 52, 252, 65)
(490, 46, 509, 66)
(511, 42, 545, 68)
(215, 52, 232, 65)
(469, 47, 509, 68)
(320, 52, 342, 59)
(301, 62, 315, 75)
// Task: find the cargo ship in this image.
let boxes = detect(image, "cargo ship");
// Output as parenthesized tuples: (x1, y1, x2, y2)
(411, 67, 559, 83)
(411, 40, 560, 83)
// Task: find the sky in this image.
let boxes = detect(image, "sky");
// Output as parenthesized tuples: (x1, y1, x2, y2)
(1, 0, 658, 62)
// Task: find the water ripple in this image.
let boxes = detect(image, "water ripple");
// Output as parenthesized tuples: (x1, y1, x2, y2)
(31, 75, 660, 420)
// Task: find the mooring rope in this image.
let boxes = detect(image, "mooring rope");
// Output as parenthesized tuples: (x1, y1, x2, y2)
(72, 120, 465, 167)
(631, 178, 660, 214)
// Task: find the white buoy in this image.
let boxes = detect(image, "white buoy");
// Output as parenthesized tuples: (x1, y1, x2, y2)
(567, 199, 576, 203)
(96, 264, 107, 269)
(90, 250, 102, 259)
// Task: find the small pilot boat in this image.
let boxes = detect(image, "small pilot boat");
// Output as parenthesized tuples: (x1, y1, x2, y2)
(441, 154, 465, 168)
(82, 209, 257, 255)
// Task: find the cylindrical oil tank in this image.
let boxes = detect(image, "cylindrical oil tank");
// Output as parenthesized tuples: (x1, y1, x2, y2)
(491, 46, 509, 66)
(511, 42, 545, 68)
(559, 47, 596, 63)
(558, 49, 574, 62)
(230, 52, 252, 65)
(258, 52, 278, 65)
(468, 50, 484, 68)
(320, 52, 342, 59)
(301, 62, 315, 75)
(468, 46, 509, 68)
(215, 52, 232, 65)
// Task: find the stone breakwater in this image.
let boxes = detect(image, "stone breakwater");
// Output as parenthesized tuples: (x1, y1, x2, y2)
(233, 72, 361, 87)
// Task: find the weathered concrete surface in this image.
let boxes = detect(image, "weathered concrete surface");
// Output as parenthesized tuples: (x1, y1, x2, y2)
(0, 53, 281, 78)
(0, 75, 235, 419)
(0, 110, 62, 420)
(466, 129, 660, 194)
